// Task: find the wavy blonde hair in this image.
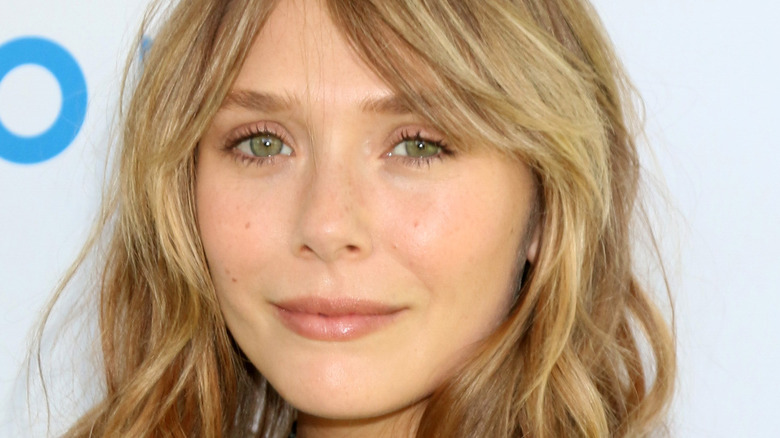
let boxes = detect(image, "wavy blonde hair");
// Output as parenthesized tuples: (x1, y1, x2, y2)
(40, 0, 675, 436)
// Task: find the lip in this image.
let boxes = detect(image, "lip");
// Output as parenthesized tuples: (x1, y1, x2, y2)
(272, 296, 405, 341)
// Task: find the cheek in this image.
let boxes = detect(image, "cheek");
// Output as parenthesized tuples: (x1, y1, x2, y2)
(383, 180, 524, 292)
(195, 166, 289, 293)
(377, 173, 528, 338)
(197, 185, 246, 284)
(196, 175, 297, 346)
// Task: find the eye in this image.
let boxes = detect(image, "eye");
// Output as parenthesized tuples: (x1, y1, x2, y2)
(389, 137, 442, 158)
(235, 132, 293, 157)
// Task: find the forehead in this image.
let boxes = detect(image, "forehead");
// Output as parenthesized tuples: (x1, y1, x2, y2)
(231, 0, 393, 106)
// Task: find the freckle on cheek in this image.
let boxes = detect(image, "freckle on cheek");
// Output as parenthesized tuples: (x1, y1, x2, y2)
(245, 222, 251, 229)
(232, 278, 238, 283)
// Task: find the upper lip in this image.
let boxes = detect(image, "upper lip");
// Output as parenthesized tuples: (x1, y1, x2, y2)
(272, 296, 405, 317)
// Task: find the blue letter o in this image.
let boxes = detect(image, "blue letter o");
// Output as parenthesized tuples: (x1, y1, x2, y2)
(0, 37, 88, 164)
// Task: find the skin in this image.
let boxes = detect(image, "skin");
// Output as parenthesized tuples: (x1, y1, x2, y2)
(196, 0, 539, 436)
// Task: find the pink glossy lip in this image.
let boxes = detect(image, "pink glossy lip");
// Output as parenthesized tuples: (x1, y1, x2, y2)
(273, 297, 405, 341)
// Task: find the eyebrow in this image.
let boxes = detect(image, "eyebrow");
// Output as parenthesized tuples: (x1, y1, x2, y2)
(359, 94, 414, 114)
(220, 90, 296, 113)
(220, 89, 414, 115)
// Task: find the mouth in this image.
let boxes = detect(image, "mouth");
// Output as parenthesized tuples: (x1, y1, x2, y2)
(272, 296, 406, 341)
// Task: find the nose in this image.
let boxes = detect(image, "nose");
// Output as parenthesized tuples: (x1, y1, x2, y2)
(292, 158, 372, 262)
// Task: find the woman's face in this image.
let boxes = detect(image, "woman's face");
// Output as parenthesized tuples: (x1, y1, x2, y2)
(196, 0, 538, 424)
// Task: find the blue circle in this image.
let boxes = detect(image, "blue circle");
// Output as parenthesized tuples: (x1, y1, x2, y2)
(0, 37, 88, 164)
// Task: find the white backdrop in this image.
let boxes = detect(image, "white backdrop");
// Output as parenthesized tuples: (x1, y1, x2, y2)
(1, 1, 778, 436)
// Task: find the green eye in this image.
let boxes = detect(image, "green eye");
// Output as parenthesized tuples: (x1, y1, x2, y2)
(391, 138, 441, 158)
(237, 133, 292, 157)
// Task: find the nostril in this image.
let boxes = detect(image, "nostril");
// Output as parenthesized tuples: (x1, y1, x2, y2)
(297, 243, 363, 260)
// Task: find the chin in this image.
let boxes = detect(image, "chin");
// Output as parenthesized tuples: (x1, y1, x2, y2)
(264, 353, 432, 422)
(283, 388, 429, 424)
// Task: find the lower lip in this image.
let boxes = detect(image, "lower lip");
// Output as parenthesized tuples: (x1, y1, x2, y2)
(274, 307, 403, 341)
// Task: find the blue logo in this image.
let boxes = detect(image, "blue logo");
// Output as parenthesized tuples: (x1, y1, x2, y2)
(0, 37, 87, 164)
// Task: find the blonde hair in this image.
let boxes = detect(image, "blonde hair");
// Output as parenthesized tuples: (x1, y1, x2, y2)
(41, 0, 675, 436)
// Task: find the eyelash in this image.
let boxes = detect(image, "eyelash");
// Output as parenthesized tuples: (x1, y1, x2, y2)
(223, 123, 291, 167)
(389, 129, 453, 168)
(222, 124, 453, 168)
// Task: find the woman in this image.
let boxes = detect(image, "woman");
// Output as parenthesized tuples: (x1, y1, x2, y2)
(41, 0, 675, 436)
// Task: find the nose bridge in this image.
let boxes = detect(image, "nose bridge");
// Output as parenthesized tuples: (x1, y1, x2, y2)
(294, 149, 371, 261)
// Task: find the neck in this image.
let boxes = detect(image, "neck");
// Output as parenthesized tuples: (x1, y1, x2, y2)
(295, 400, 426, 438)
